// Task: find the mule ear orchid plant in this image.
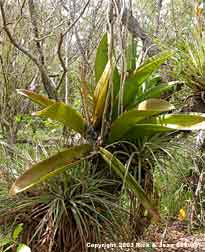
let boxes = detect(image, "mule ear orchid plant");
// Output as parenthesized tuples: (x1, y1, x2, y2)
(10, 33, 205, 223)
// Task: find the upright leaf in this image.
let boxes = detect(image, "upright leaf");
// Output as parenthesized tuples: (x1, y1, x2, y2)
(123, 51, 173, 109)
(9, 144, 93, 195)
(33, 102, 87, 135)
(126, 34, 137, 72)
(99, 147, 160, 222)
(93, 61, 111, 126)
(95, 33, 108, 83)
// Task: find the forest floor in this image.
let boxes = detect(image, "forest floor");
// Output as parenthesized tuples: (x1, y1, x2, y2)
(141, 220, 205, 251)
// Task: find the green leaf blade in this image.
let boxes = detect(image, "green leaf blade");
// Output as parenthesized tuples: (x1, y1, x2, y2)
(9, 144, 93, 195)
(108, 99, 174, 143)
(17, 89, 54, 108)
(95, 33, 108, 83)
(123, 51, 173, 108)
(99, 147, 160, 222)
(154, 113, 205, 130)
(135, 81, 178, 105)
(33, 102, 87, 135)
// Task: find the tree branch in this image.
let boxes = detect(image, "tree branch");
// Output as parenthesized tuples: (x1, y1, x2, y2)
(28, 0, 45, 65)
(0, 0, 57, 99)
(61, 0, 90, 37)
(115, 2, 159, 56)
(56, 33, 68, 91)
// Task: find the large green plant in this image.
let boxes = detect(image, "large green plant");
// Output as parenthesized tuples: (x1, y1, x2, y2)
(10, 33, 205, 224)
(175, 33, 205, 92)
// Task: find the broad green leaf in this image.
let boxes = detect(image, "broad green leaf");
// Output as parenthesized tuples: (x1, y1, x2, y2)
(126, 35, 137, 71)
(99, 147, 160, 222)
(112, 67, 121, 98)
(33, 102, 87, 135)
(17, 244, 31, 252)
(135, 81, 178, 105)
(122, 124, 174, 140)
(108, 99, 174, 143)
(111, 113, 205, 141)
(153, 113, 205, 130)
(93, 61, 111, 126)
(123, 51, 173, 108)
(94, 33, 120, 105)
(95, 33, 108, 83)
(9, 144, 93, 195)
(17, 89, 54, 108)
(12, 223, 24, 240)
(137, 99, 175, 111)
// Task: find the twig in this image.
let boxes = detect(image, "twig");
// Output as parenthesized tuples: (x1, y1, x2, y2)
(0, 1, 40, 66)
(61, 0, 90, 38)
(0, 0, 56, 99)
(28, 0, 45, 65)
(56, 33, 68, 91)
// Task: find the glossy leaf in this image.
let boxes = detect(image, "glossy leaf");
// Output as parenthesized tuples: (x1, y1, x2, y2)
(108, 99, 174, 143)
(121, 124, 174, 140)
(33, 102, 87, 135)
(95, 33, 108, 83)
(17, 89, 54, 108)
(123, 51, 173, 108)
(112, 113, 205, 141)
(99, 147, 160, 222)
(137, 99, 175, 111)
(93, 61, 111, 126)
(126, 35, 137, 72)
(9, 144, 93, 195)
(153, 113, 205, 130)
(135, 81, 178, 105)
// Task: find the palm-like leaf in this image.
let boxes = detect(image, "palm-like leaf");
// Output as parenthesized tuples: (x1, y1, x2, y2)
(175, 34, 205, 91)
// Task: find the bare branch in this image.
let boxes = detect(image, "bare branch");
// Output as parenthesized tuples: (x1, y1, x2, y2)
(61, 0, 90, 37)
(0, 0, 57, 99)
(28, 0, 45, 65)
(0, 1, 40, 66)
(56, 33, 68, 91)
(115, 1, 159, 56)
